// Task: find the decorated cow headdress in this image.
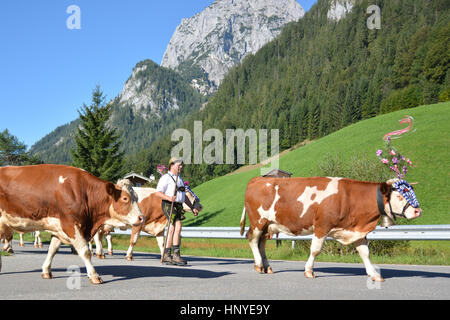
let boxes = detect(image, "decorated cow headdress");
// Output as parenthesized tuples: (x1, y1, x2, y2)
(376, 116, 415, 180)
(376, 116, 420, 210)
(392, 180, 420, 208)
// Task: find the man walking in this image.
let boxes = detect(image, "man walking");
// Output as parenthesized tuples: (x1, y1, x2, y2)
(155, 157, 198, 265)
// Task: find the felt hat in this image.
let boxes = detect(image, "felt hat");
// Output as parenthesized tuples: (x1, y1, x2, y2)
(168, 157, 183, 167)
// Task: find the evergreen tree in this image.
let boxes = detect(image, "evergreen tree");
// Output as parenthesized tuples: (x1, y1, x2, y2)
(0, 129, 42, 166)
(71, 86, 124, 182)
(0, 129, 28, 166)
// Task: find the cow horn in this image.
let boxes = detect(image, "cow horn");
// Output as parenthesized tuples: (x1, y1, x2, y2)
(409, 182, 419, 185)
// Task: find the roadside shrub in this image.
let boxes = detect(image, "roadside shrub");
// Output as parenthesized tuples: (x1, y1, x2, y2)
(292, 238, 410, 257)
(311, 152, 392, 182)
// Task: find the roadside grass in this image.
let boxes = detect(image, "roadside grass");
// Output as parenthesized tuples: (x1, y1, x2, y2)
(0, 251, 10, 256)
(8, 232, 449, 265)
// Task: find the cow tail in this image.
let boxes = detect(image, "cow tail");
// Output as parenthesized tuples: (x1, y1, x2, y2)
(240, 207, 246, 236)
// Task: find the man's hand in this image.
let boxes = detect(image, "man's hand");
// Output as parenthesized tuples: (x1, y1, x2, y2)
(193, 209, 199, 217)
(154, 191, 176, 203)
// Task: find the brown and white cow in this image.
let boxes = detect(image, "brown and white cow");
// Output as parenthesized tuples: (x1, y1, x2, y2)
(91, 186, 203, 260)
(240, 177, 422, 282)
(0, 164, 144, 284)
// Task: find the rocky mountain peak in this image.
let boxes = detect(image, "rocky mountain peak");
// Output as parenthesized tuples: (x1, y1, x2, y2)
(327, 0, 356, 21)
(161, 0, 305, 95)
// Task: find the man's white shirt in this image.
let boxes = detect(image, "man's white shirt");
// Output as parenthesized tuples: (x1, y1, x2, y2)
(156, 172, 185, 203)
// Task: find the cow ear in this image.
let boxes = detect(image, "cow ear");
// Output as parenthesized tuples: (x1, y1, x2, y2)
(106, 182, 115, 195)
(106, 183, 121, 200)
(380, 182, 391, 196)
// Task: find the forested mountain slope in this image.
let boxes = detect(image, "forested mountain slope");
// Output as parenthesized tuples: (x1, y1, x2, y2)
(135, 0, 449, 186)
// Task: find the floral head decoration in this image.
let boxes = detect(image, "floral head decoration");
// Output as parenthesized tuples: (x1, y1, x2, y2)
(376, 116, 420, 209)
(376, 116, 415, 179)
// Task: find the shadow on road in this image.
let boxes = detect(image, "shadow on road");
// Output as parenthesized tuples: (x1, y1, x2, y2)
(0, 264, 233, 284)
(95, 265, 232, 284)
(121, 251, 255, 267)
(309, 266, 450, 279)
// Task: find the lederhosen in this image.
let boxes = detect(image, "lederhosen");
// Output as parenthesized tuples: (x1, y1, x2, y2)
(161, 174, 185, 225)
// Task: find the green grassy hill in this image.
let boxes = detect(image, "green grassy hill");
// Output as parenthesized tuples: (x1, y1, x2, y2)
(186, 101, 450, 227)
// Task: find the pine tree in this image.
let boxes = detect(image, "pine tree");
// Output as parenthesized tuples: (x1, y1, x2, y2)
(0, 129, 28, 166)
(71, 86, 124, 182)
(0, 129, 42, 166)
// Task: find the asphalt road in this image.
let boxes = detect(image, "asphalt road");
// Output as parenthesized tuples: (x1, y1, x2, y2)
(1, 241, 449, 301)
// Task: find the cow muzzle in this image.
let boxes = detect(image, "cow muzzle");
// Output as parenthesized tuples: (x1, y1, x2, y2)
(130, 203, 145, 226)
(402, 204, 422, 220)
(412, 208, 422, 219)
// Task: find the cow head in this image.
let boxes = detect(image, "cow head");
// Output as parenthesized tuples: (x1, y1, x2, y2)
(107, 179, 144, 227)
(381, 179, 422, 220)
(183, 187, 203, 213)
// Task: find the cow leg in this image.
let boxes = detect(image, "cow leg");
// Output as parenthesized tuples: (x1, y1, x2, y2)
(19, 233, 24, 247)
(126, 225, 141, 261)
(38, 231, 42, 247)
(3, 235, 14, 254)
(1, 227, 14, 253)
(88, 240, 93, 255)
(41, 236, 61, 279)
(248, 228, 265, 273)
(93, 232, 105, 259)
(304, 235, 326, 279)
(156, 234, 165, 258)
(1, 238, 9, 252)
(34, 231, 42, 248)
(355, 238, 384, 282)
(259, 233, 273, 274)
(70, 234, 103, 285)
(106, 234, 113, 255)
(2, 238, 12, 253)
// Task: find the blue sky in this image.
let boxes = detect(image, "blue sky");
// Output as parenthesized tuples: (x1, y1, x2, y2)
(0, 0, 317, 148)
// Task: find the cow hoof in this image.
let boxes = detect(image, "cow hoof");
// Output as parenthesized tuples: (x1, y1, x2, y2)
(370, 275, 385, 282)
(39, 244, 43, 248)
(254, 265, 264, 274)
(19, 243, 24, 247)
(34, 244, 38, 248)
(304, 270, 315, 279)
(97, 254, 106, 259)
(6, 248, 14, 254)
(108, 251, 113, 256)
(41, 272, 53, 280)
(265, 266, 274, 274)
(126, 256, 133, 261)
(89, 276, 103, 285)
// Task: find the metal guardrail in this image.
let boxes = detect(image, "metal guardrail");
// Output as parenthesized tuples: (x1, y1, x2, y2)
(113, 225, 450, 241)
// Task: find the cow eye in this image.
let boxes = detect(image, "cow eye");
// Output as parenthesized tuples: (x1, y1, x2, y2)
(122, 196, 129, 202)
